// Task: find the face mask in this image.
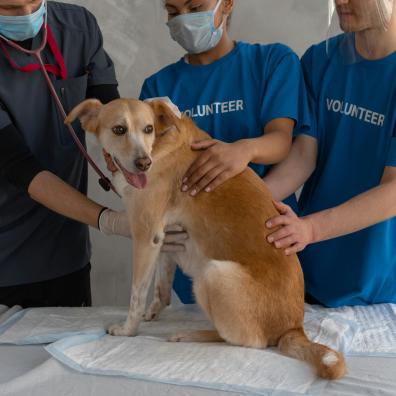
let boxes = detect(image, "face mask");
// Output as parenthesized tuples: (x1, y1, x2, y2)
(0, 0, 46, 42)
(167, 0, 225, 54)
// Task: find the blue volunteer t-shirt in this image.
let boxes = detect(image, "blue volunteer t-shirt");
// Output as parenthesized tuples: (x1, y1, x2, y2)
(140, 41, 311, 303)
(298, 36, 396, 307)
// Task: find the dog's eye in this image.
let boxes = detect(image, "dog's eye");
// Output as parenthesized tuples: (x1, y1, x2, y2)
(144, 125, 154, 134)
(112, 125, 127, 135)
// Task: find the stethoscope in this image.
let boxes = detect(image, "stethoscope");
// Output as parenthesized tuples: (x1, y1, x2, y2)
(0, 3, 118, 196)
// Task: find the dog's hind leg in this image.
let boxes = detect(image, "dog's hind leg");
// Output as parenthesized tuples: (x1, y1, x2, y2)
(145, 255, 176, 321)
(193, 260, 268, 349)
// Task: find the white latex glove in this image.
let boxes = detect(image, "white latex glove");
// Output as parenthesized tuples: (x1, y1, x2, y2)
(144, 96, 182, 119)
(98, 209, 189, 252)
(98, 208, 130, 237)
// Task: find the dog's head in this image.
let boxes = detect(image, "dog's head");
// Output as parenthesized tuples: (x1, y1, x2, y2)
(65, 98, 184, 189)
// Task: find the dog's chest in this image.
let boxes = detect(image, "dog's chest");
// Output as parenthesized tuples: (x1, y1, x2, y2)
(164, 210, 208, 279)
(169, 239, 208, 278)
(113, 173, 131, 197)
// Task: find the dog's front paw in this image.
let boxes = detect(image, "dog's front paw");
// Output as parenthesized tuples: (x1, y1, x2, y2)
(107, 323, 137, 337)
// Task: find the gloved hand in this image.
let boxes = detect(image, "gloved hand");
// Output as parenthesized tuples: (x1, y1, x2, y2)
(98, 208, 130, 237)
(98, 209, 188, 252)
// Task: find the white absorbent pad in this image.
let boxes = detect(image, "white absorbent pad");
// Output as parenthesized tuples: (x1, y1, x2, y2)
(0, 305, 23, 328)
(305, 303, 396, 356)
(1, 303, 394, 396)
(45, 305, 320, 396)
(0, 306, 127, 345)
(1, 302, 395, 356)
(44, 303, 395, 395)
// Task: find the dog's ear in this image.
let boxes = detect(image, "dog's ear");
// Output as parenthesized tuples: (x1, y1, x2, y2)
(148, 100, 182, 137)
(65, 99, 103, 133)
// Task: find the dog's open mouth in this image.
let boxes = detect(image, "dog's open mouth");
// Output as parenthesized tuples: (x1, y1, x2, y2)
(114, 157, 148, 189)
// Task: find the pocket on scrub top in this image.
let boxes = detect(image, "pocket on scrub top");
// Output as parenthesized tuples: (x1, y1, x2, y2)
(54, 74, 88, 149)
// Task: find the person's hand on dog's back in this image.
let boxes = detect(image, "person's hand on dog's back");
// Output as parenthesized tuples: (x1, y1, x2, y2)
(181, 139, 251, 196)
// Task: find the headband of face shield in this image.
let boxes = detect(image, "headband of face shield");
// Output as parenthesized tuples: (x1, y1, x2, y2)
(327, 0, 394, 64)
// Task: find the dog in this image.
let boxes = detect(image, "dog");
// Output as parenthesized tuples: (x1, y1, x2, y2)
(66, 98, 346, 380)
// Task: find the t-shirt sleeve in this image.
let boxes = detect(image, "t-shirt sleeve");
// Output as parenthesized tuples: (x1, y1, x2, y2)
(139, 78, 158, 101)
(260, 47, 311, 136)
(85, 10, 118, 87)
(297, 46, 319, 140)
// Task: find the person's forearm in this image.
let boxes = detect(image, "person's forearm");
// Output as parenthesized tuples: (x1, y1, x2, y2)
(306, 180, 396, 243)
(28, 170, 104, 228)
(263, 156, 311, 201)
(263, 135, 317, 201)
(242, 130, 292, 166)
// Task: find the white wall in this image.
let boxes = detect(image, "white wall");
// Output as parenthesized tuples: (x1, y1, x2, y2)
(64, 0, 328, 306)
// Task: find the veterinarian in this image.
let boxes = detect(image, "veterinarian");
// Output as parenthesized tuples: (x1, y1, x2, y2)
(138, 0, 312, 303)
(264, 0, 396, 307)
(0, 0, 178, 308)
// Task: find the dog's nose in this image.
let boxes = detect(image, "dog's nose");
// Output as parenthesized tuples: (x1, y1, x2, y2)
(134, 157, 152, 172)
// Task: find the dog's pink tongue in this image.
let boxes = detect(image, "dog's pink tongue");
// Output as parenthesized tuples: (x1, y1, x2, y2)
(125, 172, 147, 189)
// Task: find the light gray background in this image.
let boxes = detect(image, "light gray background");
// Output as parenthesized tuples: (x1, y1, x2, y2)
(64, 0, 328, 306)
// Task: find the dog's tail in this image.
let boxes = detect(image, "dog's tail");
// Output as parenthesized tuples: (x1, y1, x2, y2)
(277, 327, 346, 380)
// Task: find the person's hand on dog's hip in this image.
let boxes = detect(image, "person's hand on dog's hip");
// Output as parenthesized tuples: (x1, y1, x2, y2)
(98, 209, 188, 252)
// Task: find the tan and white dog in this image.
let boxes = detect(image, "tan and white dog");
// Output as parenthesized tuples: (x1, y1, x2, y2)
(66, 98, 346, 380)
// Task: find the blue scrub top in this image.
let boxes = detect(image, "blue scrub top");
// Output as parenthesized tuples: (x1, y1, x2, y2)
(0, 2, 117, 286)
(298, 36, 396, 307)
(140, 41, 311, 303)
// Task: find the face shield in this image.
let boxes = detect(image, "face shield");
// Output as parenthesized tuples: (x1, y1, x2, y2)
(327, 0, 394, 64)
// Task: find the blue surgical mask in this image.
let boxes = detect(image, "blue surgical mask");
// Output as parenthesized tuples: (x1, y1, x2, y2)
(167, 0, 224, 54)
(0, 0, 46, 42)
